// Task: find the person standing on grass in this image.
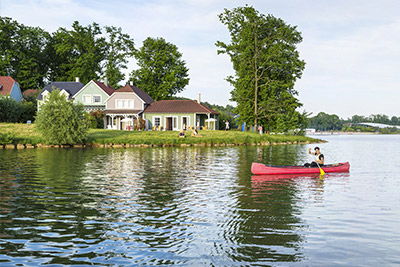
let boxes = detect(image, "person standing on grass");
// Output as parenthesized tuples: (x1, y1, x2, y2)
(225, 120, 230, 131)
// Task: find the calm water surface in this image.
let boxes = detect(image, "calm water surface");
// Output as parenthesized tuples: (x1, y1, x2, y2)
(0, 135, 399, 266)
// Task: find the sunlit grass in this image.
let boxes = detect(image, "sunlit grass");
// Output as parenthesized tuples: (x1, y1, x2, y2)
(0, 123, 320, 146)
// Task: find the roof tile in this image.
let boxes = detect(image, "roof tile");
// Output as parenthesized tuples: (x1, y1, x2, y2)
(0, 76, 16, 96)
(144, 100, 219, 114)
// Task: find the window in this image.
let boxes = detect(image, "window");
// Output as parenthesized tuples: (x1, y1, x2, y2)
(93, 95, 101, 103)
(154, 117, 161, 127)
(83, 95, 91, 104)
(116, 99, 134, 109)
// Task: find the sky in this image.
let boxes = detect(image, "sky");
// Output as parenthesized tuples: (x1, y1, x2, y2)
(1, 0, 400, 119)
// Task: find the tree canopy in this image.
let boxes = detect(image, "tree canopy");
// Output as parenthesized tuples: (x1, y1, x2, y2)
(216, 6, 306, 133)
(130, 37, 189, 101)
(0, 17, 135, 90)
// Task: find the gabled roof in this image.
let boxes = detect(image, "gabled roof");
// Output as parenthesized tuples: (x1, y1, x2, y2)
(117, 84, 154, 104)
(23, 89, 39, 97)
(93, 80, 115, 95)
(37, 81, 84, 100)
(0, 76, 16, 96)
(144, 100, 219, 114)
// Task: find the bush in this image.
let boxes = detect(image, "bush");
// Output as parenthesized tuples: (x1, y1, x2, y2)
(0, 132, 13, 144)
(89, 109, 105, 129)
(0, 96, 21, 122)
(35, 90, 89, 145)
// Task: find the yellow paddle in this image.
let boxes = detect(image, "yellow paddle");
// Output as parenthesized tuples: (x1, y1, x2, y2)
(315, 160, 325, 175)
(309, 153, 325, 175)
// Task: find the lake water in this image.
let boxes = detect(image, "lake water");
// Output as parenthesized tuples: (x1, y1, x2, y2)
(0, 135, 399, 266)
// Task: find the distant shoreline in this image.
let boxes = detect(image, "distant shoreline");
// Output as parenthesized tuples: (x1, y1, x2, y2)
(309, 131, 379, 136)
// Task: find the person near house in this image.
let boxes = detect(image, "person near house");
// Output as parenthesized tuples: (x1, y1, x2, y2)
(178, 130, 185, 138)
(225, 120, 230, 131)
(304, 147, 324, 167)
(191, 129, 202, 137)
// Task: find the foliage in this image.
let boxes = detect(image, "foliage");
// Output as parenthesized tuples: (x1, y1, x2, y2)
(201, 102, 237, 130)
(51, 21, 106, 84)
(0, 17, 49, 90)
(0, 96, 21, 122)
(88, 109, 105, 129)
(19, 101, 37, 123)
(35, 90, 89, 144)
(308, 112, 400, 133)
(133, 117, 146, 131)
(0, 131, 13, 144)
(130, 37, 189, 100)
(308, 112, 343, 131)
(216, 6, 306, 133)
(103, 26, 135, 88)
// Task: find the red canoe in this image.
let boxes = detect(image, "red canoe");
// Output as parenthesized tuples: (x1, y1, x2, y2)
(251, 162, 350, 175)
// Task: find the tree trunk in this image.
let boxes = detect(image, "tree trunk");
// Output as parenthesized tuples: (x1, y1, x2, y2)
(254, 31, 258, 127)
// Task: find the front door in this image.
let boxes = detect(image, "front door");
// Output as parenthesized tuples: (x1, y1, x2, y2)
(166, 117, 173, 131)
(182, 117, 188, 130)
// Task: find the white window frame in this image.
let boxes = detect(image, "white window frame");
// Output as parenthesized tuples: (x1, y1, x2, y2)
(153, 116, 161, 127)
(93, 95, 101, 104)
(83, 94, 91, 104)
(181, 116, 190, 130)
(116, 99, 134, 109)
(165, 116, 178, 131)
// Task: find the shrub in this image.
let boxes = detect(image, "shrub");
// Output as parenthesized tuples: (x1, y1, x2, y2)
(0, 96, 21, 122)
(89, 109, 105, 129)
(35, 90, 89, 145)
(0, 132, 13, 144)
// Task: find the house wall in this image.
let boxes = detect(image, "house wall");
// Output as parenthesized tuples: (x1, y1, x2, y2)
(144, 113, 195, 130)
(106, 92, 143, 110)
(10, 82, 23, 103)
(74, 81, 109, 111)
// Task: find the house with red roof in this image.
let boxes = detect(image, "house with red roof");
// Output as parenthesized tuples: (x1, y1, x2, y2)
(143, 97, 219, 131)
(104, 82, 154, 130)
(73, 79, 115, 111)
(0, 76, 23, 102)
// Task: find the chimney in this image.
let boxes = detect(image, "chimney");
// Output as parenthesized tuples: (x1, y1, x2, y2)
(197, 93, 201, 104)
(104, 77, 108, 87)
(129, 81, 133, 86)
(75, 77, 80, 83)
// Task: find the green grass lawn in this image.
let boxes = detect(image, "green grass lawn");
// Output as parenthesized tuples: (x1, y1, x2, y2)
(0, 123, 320, 146)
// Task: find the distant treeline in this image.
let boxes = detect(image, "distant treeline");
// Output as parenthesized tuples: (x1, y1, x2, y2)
(308, 112, 400, 132)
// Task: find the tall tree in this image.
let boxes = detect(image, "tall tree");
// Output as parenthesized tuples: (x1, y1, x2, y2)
(0, 17, 49, 90)
(216, 6, 306, 132)
(103, 26, 135, 88)
(51, 21, 106, 84)
(130, 37, 189, 100)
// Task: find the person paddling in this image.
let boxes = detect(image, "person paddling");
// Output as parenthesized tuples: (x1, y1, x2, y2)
(304, 147, 324, 167)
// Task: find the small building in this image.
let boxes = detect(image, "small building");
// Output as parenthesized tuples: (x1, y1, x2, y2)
(104, 83, 154, 130)
(73, 79, 115, 111)
(143, 100, 219, 131)
(23, 89, 40, 100)
(0, 76, 23, 102)
(37, 78, 84, 109)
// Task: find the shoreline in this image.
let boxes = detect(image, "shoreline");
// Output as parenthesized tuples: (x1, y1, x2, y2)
(0, 123, 324, 150)
(0, 140, 325, 150)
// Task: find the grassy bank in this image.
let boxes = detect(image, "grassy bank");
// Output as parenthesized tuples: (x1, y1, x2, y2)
(0, 123, 322, 147)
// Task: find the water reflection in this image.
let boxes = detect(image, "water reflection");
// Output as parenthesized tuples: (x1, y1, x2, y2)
(0, 145, 316, 265)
